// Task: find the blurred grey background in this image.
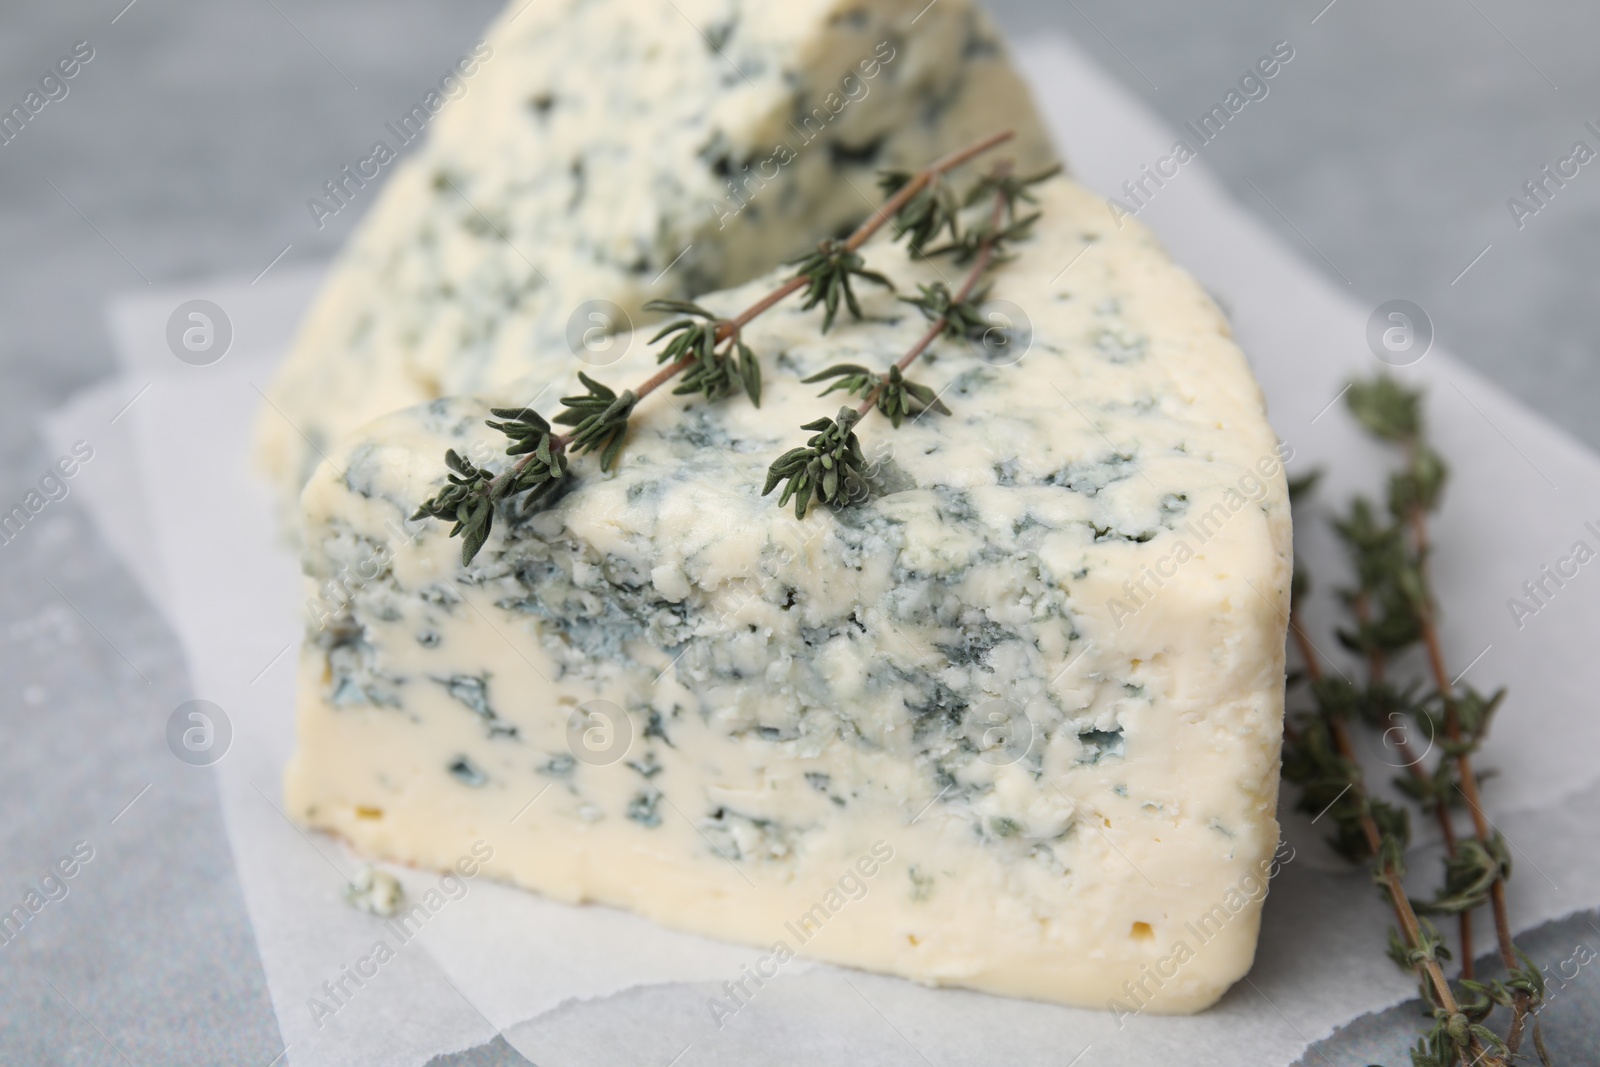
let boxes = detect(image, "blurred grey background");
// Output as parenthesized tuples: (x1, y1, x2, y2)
(1, 1, 1595, 1063)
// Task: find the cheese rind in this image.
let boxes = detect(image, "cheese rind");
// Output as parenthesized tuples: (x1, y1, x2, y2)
(286, 178, 1291, 1012)
(253, 0, 1057, 507)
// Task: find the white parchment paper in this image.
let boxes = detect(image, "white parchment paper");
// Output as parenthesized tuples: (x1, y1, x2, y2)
(42, 30, 1600, 1067)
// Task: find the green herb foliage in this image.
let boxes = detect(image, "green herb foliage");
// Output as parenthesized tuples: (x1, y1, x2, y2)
(763, 161, 1046, 520)
(789, 240, 893, 334)
(553, 372, 636, 471)
(411, 407, 570, 566)
(644, 299, 762, 406)
(803, 363, 949, 427)
(901, 281, 990, 340)
(761, 408, 869, 519)
(1285, 375, 1548, 1067)
(878, 169, 960, 254)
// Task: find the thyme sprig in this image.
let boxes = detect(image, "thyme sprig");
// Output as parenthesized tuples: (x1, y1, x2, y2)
(789, 242, 892, 334)
(409, 450, 497, 566)
(415, 129, 1021, 563)
(966, 164, 1060, 219)
(1346, 376, 1542, 1062)
(877, 162, 1059, 258)
(761, 408, 869, 519)
(923, 164, 1059, 264)
(411, 409, 570, 564)
(645, 300, 762, 405)
(485, 406, 568, 496)
(765, 159, 1043, 518)
(552, 372, 636, 470)
(1286, 375, 1549, 1067)
(1284, 579, 1480, 1066)
(801, 363, 949, 427)
(900, 280, 991, 340)
(877, 168, 959, 254)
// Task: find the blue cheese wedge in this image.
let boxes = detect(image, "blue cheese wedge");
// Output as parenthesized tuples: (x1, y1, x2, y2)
(253, 0, 1056, 507)
(285, 177, 1292, 1013)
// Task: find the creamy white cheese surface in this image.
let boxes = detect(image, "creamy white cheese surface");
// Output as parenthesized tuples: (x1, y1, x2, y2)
(287, 177, 1291, 1013)
(254, 0, 1056, 508)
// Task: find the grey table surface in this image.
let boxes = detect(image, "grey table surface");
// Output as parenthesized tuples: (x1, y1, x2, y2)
(2, 1, 1597, 1064)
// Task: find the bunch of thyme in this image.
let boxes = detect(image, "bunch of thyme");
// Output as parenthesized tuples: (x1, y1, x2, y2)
(763, 160, 1058, 517)
(413, 130, 1027, 563)
(1285, 375, 1549, 1066)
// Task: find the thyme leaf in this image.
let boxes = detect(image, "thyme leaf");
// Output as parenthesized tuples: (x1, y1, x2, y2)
(803, 363, 948, 427)
(878, 169, 960, 254)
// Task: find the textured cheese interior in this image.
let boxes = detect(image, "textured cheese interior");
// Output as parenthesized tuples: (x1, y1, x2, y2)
(253, 0, 1057, 508)
(286, 178, 1291, 1012)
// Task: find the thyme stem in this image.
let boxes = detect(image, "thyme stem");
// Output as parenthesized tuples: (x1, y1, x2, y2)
(633, 353, 699, 402)
(1290, 611, 1470, 1040)
(1355, 592, 1474, 980)
(1404, 459, 1530, 1054)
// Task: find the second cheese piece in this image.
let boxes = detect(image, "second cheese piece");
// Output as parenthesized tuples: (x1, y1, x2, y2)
(253, 0, 1057, 509)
